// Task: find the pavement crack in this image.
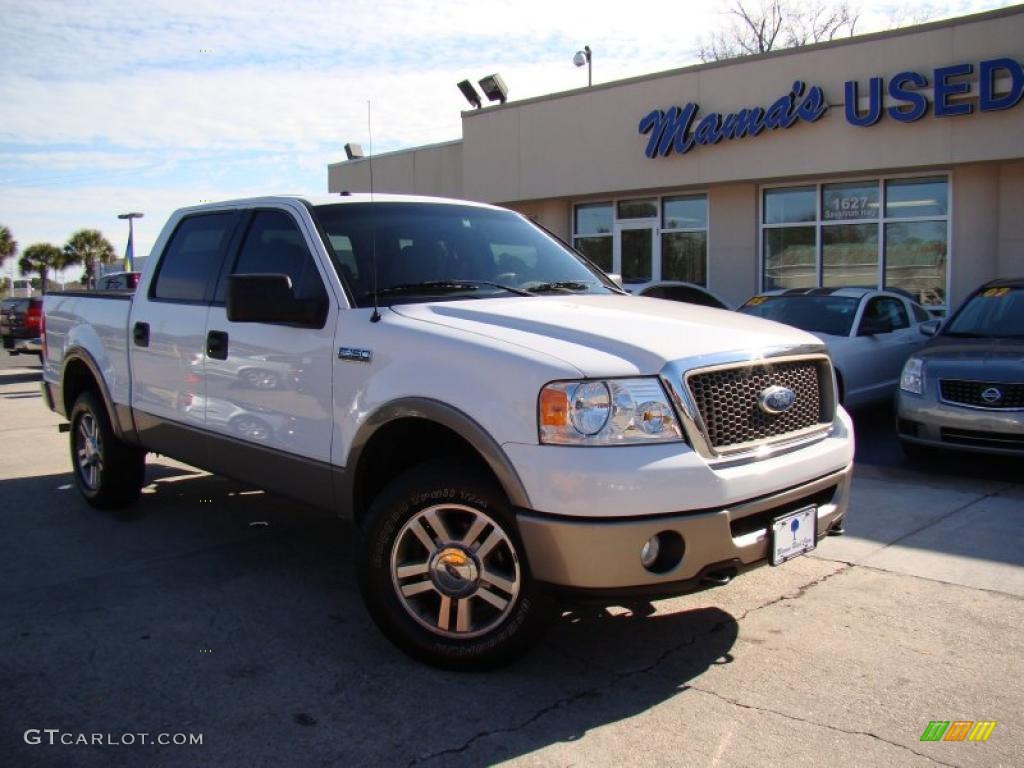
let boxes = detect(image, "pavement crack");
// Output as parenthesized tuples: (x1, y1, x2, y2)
(686, 685, 958, 768)
(407, 566, 850, 767)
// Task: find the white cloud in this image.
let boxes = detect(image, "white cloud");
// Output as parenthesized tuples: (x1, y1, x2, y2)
(0, 0, 1016, 262)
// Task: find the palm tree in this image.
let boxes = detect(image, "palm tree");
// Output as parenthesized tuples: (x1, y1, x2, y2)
(19, 243, 65, 294)
(0, 225, 16, 269)
(64, 229, 117, 288)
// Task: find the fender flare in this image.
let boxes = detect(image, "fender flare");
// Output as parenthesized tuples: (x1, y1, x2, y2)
(342, 397, 532, 514)
(61, 347, 137, 442)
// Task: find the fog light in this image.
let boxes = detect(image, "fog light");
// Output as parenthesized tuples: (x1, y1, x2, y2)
(639, 531, 685, 574)
(640, 536, 660, 568)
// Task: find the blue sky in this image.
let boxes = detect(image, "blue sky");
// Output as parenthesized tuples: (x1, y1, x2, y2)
(0, 0, 1013, 281)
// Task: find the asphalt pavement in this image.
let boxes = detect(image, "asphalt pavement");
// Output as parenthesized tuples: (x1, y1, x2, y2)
(2, 352, 1021, 767)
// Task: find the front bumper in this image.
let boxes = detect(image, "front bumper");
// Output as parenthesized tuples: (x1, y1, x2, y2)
(897, 391, 1024, 455)
(516, 463, 851, 596)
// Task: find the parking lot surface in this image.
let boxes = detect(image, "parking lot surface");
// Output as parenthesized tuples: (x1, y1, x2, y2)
(2, 352, 1022, 767)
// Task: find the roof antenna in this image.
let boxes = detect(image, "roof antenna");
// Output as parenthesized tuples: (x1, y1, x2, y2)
(368, 100, 381, 323)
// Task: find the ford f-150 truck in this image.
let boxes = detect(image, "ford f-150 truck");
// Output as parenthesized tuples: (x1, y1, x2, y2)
(42, 194, 853, 669)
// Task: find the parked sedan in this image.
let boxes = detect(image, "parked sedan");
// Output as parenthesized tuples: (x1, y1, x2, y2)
(739, 288, 933, 407)
(897, 278, 1024, 457)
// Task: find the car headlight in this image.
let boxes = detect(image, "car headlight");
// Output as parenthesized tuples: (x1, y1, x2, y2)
(539, 378, 683, 445)
(900, 357, 924, 395)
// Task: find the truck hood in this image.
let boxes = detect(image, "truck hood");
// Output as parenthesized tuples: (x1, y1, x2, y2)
(391, 295, 823, 377)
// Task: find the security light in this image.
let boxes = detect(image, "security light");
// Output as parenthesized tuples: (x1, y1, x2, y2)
(344, 142, 364, 160)
(574, 45, 592, 87)
(478, 74, 508, 105)
(457, 80, 483, 109)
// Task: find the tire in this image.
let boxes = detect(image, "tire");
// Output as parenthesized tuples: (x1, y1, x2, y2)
(356, 459, 554, 670)
(69, 391, 146, 510)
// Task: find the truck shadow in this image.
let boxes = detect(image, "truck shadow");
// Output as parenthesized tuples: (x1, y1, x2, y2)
(1, 462, 739, 768)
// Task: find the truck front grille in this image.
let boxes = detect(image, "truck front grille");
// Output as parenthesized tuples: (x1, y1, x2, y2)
(939, 379, 1024, 410)
(685, 358, 833, 453)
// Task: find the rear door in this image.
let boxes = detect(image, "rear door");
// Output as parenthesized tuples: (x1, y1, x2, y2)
(204, 205, 336, 472)
(129, 211, 241, 453)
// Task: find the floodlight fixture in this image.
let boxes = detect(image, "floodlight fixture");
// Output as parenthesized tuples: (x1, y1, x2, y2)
(478, 73, 508, 105)
(457, 79, 483, 109)
(344, 142, 364, 160)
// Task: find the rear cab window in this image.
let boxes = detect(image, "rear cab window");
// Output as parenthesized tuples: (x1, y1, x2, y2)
(151, 213, 240, 303)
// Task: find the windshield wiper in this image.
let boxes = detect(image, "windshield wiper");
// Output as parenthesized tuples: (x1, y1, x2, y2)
(370, 280, 533, 298)
(522, 281, 593, 294)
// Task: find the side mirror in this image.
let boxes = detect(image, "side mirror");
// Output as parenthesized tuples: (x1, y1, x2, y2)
(857, 316, 892, 336)
(608, 273, 624, 289)
(227, 274, 323, 326)
(919, 319, 940, 337)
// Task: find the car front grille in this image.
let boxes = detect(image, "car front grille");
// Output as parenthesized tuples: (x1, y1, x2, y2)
(685, 357, 833, 453)
(939, 379, 1024, 409)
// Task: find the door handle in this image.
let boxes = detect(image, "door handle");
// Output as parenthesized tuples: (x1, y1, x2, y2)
(206, 330, 229, 360)
(133, 322, 149, 347)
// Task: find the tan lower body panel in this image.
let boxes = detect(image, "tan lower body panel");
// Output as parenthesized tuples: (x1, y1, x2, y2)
(517, 464, 851, 590)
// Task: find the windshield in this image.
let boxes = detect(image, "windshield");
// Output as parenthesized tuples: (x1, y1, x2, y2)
(311, 202, 617, 306)
(739, 295, 860, 336)
(944, 286, 1024, 338)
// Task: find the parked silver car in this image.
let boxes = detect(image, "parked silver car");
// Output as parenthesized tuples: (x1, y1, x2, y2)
(739, 288, 934, 408)
(897, 278, 1024, 457)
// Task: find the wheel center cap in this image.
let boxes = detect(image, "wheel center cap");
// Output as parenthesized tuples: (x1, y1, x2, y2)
(430, 546, 479, 597)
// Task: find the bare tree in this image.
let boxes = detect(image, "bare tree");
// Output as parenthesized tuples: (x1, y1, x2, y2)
(699, 1, 859, 62)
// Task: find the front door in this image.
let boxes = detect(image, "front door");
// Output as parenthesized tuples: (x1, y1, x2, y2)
(614, 221, 658, 289)
(204, 205, 336, 471)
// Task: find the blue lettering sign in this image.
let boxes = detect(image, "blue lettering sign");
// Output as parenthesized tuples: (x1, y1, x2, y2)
(887, 71, 929, 122)
(934, 63, 973, 117)
(638, 81, 826, 158)
(979, 58, 1024, 111)
(846, 57, 1023, 127)
(844, 77, 883, 126)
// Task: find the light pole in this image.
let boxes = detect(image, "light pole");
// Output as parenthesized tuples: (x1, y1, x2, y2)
(573, 45, 592, 87)
(117, 212, 144, 274)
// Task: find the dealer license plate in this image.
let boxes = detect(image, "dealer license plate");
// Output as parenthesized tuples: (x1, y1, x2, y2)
(771, 506, 817, 566)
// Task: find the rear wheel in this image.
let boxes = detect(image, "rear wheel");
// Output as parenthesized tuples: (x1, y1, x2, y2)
(356, 460, 553, 670)
(70, 391, 146, 509)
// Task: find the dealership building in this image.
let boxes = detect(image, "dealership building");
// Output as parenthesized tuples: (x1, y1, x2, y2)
(328, 6, 1024, 312)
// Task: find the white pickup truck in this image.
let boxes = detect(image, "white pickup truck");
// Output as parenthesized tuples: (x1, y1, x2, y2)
(42, 194, 853, 669)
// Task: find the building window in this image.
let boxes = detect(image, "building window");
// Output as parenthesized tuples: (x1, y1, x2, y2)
(573, 202, 613, 271)
(572, 194, 708, 285)
(761, 176, 948, 308)
(661, 195, 708, 284)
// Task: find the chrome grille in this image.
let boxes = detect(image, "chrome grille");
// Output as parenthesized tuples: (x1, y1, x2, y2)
(685, 358, 832, 452)
(940, 379, 1024, 410)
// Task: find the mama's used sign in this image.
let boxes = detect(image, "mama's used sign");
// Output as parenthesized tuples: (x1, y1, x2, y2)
(638, 57, 1023, 159)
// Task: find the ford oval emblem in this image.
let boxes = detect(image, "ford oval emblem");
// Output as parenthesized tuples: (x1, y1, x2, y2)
(981, 387, 1003, 404)
(759, 385, 797, 415)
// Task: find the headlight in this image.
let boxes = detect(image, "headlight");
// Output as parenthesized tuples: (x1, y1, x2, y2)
(900, 357, 924, 395)
(539, 378, 684, 445)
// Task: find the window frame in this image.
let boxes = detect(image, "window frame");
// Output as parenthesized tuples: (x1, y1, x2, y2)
(571, 191, 710, 286)
(759, 172, 951, 312)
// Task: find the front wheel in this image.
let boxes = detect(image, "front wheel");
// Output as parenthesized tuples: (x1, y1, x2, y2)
(70, 391, 146, 510)
(356, 460, 553, 670)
